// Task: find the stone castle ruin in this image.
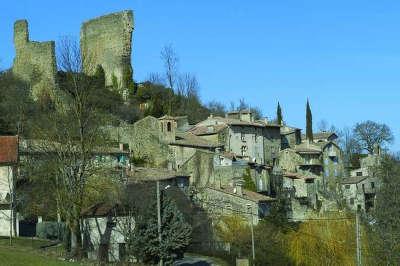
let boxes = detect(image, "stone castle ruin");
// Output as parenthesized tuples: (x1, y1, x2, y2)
(80, 10, 134, 93)
(12, 20, 57, 99)
(12, 10, 134, 99)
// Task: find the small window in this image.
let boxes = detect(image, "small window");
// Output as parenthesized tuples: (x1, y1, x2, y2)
(167, 122, 172, 132)
(356, 171, 362, 176)
(241, 132, 245, 141)
(362, 184, 365, 190)
(345, 184, 350, 189)
(371, 182, 375, 189)
(350, 198, 354, 205)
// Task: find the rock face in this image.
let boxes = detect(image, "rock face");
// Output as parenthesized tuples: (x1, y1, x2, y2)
(12, 20, 57, 99)
(80, 10, 134, 94)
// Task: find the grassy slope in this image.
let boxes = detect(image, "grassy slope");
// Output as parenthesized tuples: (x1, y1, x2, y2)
(0, 237, 81, 266)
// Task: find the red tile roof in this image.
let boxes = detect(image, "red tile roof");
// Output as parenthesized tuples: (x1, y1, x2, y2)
(0, 136, 18, 164)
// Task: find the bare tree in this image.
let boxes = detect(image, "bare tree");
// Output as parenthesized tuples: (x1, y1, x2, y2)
(30, 37, 114, 259)
(317, 119, 329, 132)
(147, 72, 165, 85)
(160, 44, 179, 91)
(353, 120, 394, 154)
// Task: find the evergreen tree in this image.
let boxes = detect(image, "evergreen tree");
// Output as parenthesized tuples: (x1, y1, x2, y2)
(276, 102, 283, 125)
(128, 196, 192, 265)
(306, 99, 313, 142)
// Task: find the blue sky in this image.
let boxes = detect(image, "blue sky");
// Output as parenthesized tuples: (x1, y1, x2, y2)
(1, 0, 399, 151)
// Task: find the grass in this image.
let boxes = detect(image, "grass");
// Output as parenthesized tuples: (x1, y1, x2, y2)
(0, 236, 81, 266)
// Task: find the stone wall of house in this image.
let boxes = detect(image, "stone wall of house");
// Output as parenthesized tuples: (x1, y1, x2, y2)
(129, 116, 173, 167)
(180, 150, 214, 187)
(321, 143, 344, 192)
(12, 20, 56, 99)
(0, 166, 12, 202)
(80, 10, 133, 92)
(278, 149, 303, 173)
(227, 126, 265, 163)
(196, 187, 260, 225)
(84, 216, 127, 262)
(263, 127, 281, 165)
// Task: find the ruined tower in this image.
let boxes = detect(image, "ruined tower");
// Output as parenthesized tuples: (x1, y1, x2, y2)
(80, 10, 134, 95)
(12, 20, 57, 99)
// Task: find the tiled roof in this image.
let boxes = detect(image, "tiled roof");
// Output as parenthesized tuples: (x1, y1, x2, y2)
(188, 124, 227, 136)
(301, 132, 337, 141)
(199, 116, 280, 129)
(341, 176, 369, 184)
(81, 202, 125, 217)
(208, 186, 275, 202)
(283, 172, 316, 181)
(295, 143, 322, 154)
(126, 167, 189, 183)
(0, 136, 18, 164)
(171, 132, 223, 148)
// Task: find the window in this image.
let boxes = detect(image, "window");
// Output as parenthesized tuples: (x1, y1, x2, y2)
(345, 185, 350, 189)
(371, 182, 375, 189)
(167, 122, 172, 132)
(241, 132, 245, 141)
(241, 146, 247, 156)
(350, 198, 355, 205)
(356, 171, 362, 176)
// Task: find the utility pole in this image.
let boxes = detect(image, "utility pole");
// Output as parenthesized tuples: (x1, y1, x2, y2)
(356, 210, 361, 266)
(157, 181, 163, 266)
(247, 204, 255, 264)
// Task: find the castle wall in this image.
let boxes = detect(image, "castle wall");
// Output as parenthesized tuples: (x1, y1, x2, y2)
(80, 10, 133, 93)
(12, 20, 56, 99)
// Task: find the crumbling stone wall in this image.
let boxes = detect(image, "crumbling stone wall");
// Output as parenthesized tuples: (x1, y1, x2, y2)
(80, 10, 134, 93)
(12, 20, 56, 99)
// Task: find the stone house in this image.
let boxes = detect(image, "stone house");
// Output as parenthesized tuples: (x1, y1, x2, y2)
(0, 136, 19, 237)
(340, 176, 378, 212)
(320, 141, 344, 192)
(189, 111, 281, 166)
(280, 125, 302, 150)
(281, 172, 319, 221)
(340, 147, 381, 213)
(194, 180, 275, 225)
(301, 131, 338, 143)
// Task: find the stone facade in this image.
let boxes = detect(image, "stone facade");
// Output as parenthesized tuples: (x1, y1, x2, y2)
(195, 185, 274, 225)
(190, 113, 281, 166)
(80, 10, 134, 94)
(129, 116, 173, 167)
(12, 20, 56, 99)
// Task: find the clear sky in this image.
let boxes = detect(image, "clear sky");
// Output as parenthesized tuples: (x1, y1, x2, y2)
(1, 0, 399, 151)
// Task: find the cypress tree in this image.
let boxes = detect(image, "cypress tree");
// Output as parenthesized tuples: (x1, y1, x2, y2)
(306, 99, 313, 142)
(277, 102, 283, 125)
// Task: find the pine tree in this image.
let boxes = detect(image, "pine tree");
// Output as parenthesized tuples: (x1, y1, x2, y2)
(306, 99, 313, 142)
(277, 102, 283, 125)
(128, 196, 192, 264)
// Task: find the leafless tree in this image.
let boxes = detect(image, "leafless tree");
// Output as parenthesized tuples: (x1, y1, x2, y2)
(317, 119, 329, 132)
(353, 120, 394, 154)
(31, 37, 113, 259)
(160, 44, 179, 91)
(147, 72, 165, 85)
